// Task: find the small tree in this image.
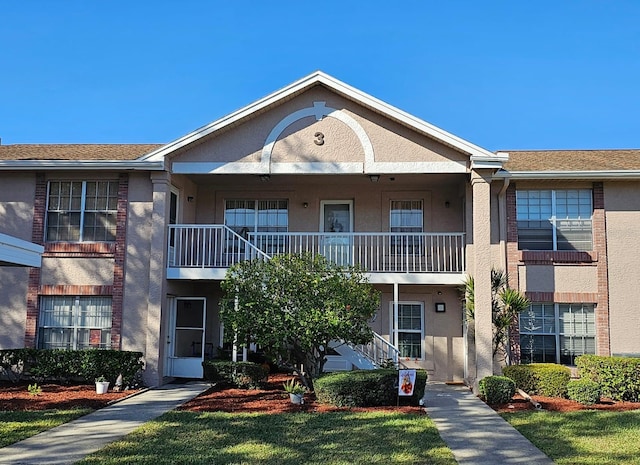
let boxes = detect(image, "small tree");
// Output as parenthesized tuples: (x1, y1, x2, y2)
(462, 269, 529, 363)
(220, 253, 380, 379)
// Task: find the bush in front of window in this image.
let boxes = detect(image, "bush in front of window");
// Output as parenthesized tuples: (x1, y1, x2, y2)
(313, 369, 427, 407)
(567, 379, 601, 405)
(479, 376, 516, 405)
(576, 355, 640, 402)
(502, 363, 571, 397)
(202, 360, 267, 389)
(0, 348, 144, 388)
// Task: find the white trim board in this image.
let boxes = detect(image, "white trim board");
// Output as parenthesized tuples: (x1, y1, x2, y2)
(0, 233, 44, 267)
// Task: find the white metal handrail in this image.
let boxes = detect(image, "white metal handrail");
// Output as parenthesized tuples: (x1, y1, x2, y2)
(249, 231, 465, 273)
(168, 225, 270, 268)
(353, 332, 405, 368)
(168, 226, 465, 273)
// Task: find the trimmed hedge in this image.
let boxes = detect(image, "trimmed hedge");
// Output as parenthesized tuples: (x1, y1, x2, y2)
(479, 376, 516, 404)
(0, 348, 144, 387)
(576, 355, 640, 402)
(202, 360, 267, 389)
(567, 379, 601, 405)
(314, 369, 427, 407)
(502, 363, 571, 397)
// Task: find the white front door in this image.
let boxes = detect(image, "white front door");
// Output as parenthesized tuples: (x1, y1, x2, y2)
(320, 201, 353, 266)
(167, 297, 206, 378)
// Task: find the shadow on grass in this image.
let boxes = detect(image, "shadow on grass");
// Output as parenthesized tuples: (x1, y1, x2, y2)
(77, 410, 456, 465)
(502, 410, 640, 465)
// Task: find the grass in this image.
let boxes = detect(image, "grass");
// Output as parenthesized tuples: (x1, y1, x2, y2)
(0, 409, 91, 447)
(75, 410, 456, 465)
(502, 410, 640, 465)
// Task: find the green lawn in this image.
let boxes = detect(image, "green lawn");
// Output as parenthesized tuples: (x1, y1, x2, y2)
(502, 410, 640, 465)
(75, 410, 456, 465)
(0, 409, 91, 448)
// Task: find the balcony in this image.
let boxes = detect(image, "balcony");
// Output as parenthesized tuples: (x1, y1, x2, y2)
(167, 225, 466, 283)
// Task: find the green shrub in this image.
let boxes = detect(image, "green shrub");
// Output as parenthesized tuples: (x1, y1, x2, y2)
(202, 360, 267, 389)
(479, 376, 516, 404)
(502, 363, 570, 397)
(576, 355, 640, 402)
(314, 369, 427, 407)
(0, 349, 144, 387)
(567, 379, 601, 405)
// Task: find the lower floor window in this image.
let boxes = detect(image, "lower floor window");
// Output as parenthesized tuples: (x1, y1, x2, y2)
(519, 303, 595, 365)
(392, 302, 424, 359)
(38, 296, 112, 350)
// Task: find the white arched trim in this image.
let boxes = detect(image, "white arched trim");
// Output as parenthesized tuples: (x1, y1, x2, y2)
(261, 101, 375, 173)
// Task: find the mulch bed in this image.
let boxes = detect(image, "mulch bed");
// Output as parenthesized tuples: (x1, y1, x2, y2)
(0, 382, 138, 411)
(178, 372, 424, 414)
(492, 393, 640, 413)
(3, 375, 638, 414)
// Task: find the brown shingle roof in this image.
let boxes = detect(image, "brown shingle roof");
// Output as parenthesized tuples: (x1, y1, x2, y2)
(504, 150, 640, 172)
(0, 144, 164, 161)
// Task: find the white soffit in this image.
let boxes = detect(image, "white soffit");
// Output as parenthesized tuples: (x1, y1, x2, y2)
(0, 233, 43, 267)
(142, 71, 500, 169)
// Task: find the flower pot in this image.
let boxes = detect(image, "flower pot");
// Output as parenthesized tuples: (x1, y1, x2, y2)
(95, 381, 110, 394)
(289, 393, 304, 404)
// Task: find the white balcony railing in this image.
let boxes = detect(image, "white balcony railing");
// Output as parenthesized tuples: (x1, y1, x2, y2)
(168, 225, 465, 273)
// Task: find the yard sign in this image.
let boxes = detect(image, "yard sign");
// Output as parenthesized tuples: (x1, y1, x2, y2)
(398, 369, 416, 396)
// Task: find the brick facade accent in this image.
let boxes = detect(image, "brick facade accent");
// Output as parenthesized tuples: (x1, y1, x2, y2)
(508, 182, 611, 360)
(24, 174, 128, 350)
(592, 182, 611, 355)
(110, 174, 129, 349)
(25, 173, 46, 347)
(505, 184, 521, 363)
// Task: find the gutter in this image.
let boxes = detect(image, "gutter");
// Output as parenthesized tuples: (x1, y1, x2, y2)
(494, 170, 640, 180)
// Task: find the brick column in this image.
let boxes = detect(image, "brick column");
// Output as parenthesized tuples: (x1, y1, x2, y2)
(25, 173, 46, 347)
(506, 184, 521, 363)
(592, 182, 610, 355)
(111, 173, 129, 350)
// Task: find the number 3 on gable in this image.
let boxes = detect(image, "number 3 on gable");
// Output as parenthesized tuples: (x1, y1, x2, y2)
(314, 132, 325, 145)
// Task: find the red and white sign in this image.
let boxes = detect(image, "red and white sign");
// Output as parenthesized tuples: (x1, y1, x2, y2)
(398, 369, 416, 396)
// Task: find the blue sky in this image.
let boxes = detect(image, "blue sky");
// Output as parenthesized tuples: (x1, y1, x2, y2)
(1, 1, 638, 151)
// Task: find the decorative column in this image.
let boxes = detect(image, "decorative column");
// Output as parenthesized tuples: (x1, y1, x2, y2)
(471, 170, 494, 385)
(145, 172, 170, 387)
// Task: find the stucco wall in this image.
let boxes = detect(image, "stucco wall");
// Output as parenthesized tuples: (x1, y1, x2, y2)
(0, 173, 36, 348)
(40, 258, 115, 285)
(121, 173, 154, 354)
(518, 265, 598, 293)
(604, 182, 640, 355)
(373, 285, 464, 382)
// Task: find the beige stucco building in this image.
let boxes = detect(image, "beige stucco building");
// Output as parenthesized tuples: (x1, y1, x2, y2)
(1, 72, 638, 387)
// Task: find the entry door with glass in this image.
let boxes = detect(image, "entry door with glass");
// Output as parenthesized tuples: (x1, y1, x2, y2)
(167, 298, 206, 378)
(320, 201, 353, 266)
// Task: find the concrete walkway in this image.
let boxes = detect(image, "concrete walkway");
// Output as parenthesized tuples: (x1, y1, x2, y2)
(0, 382, 210, 465)
(424, 382, 554, 465)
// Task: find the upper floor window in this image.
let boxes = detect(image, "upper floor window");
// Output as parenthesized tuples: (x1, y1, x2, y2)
(38, 296, 112, 350)
(390, 200, 424, 253)
(519, 303, 595, 365)
(516, 189, 592, 251)
(46, 181, 118, 242)
(225, 200, 288, 235)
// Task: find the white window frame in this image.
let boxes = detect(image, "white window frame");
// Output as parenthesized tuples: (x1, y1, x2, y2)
(45, 180, 119, 242)
(38, 296, 113, 350)
(519, 303, 596, 365)
(390, 301, 425, 360)
(516, 189, 593, 251)
(224, 199, 289, 234)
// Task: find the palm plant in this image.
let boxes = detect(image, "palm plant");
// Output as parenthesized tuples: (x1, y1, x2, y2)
(462, 269, 530, 363)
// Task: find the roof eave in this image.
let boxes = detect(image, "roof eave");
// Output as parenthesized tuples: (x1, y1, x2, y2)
(494, 170, 640, 180)
(0, 160, 165, 171)
(141, 71, 498, 163)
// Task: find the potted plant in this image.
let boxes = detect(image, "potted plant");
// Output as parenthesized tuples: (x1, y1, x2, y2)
(95, 376, 110, 394)
(283, 378, 306, 404)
